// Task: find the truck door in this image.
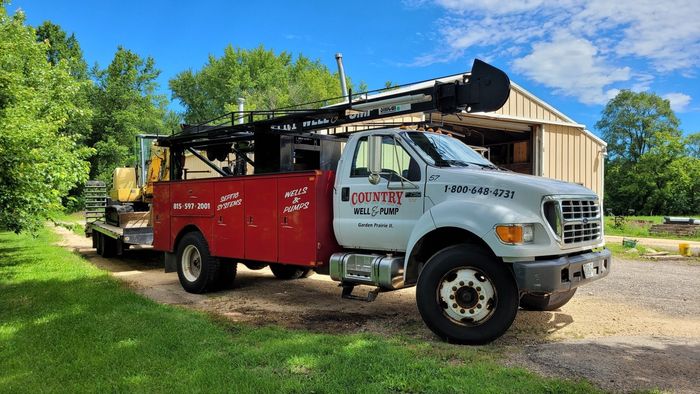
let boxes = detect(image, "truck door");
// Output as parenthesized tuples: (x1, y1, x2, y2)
(334, 135, 424, 252)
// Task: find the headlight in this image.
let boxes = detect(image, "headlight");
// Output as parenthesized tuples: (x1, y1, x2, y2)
(495, 224, 534, 244)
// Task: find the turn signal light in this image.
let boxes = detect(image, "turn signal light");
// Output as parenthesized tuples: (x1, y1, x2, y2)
(496, 225, 523, 244)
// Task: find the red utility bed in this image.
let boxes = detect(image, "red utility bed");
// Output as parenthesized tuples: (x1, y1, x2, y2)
(152, 170, 339, 267)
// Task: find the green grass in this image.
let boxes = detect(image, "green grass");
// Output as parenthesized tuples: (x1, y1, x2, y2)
(604, 215, 700, 241)
(49, 210, 85, 235)
(0, 228, 599, 393)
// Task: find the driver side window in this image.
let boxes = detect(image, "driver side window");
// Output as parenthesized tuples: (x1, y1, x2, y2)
(350, 136, 421, 181)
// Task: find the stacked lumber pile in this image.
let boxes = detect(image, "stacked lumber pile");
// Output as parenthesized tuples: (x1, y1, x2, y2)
(649, 224, 700, 237)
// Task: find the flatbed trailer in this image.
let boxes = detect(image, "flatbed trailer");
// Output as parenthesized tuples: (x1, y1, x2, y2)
(88, 215, 154, 257)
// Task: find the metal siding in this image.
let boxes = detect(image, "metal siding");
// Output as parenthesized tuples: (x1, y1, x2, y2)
(542, 124, 602, 196)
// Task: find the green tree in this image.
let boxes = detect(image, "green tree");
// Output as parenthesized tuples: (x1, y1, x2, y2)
(0, 7, 92, 233)
(170, 45, 347, 124)
(596, 90, 680, 163)
(35, 20, 88, 80)
(598, 90, 693, 215)
(686, 132, 700, 158)
(89, 46, 168, 181)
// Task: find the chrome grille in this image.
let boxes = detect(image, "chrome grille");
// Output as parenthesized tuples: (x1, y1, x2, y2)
(560, 199, 600, 220)
(543, 197, 602, 246)
(563, 222, 601, 244)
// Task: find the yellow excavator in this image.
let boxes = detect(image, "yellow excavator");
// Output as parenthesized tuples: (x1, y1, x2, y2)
(85, 134, 169, 256)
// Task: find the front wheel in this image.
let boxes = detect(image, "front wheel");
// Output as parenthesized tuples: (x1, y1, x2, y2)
(416, 244, 518, 345)
(520, 288, 577, 311)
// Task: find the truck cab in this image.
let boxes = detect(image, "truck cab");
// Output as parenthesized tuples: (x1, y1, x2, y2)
(330, 128, 610, 343)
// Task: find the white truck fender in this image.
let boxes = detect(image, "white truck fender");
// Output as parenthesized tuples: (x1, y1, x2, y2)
(403, 199, 524, 282)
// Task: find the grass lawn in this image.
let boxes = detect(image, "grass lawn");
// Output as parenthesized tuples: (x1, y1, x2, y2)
(0, 228, 598, 393)
(604, 215, 700, 241)
(49, 210, 86, 235)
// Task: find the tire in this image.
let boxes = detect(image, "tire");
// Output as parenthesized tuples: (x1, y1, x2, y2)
(95, 232, 103, 256)
(243, 262, 268, 271)
(269, 264, 312, 280)
(520, 288, 577, 311)
(216, 259, 238, 289)
(416, 244, 518, 345)
(97, 234, 117, 258)
(176, 231, 220, 294)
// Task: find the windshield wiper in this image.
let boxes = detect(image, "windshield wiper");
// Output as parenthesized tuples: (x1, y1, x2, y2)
(465, 161, 500, 169)
(442, 159, 472, 167)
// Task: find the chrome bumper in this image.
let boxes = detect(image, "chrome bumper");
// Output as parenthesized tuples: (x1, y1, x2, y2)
(512, 248, 611, 293)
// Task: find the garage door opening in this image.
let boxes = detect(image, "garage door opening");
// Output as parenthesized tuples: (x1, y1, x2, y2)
(440, 123, 534, 175)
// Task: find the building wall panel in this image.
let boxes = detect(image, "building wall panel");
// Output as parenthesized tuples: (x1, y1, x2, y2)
(542, 124, 603, 197)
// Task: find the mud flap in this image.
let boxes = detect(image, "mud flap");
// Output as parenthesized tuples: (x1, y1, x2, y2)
(164, 252, 177, 273)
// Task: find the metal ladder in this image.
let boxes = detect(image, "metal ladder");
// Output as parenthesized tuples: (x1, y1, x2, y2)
(84, 180, 107, 235)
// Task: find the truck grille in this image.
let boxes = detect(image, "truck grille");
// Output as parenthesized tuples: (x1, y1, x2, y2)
(563, 222, 601, 244)
(560, 199, 600, 221)
(544, 197, 602, 246)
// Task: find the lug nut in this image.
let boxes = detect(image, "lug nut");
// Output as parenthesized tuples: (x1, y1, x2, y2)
(449, 295, 454, 300)
(468, 281, 474, 286)
(469, 309, 475, 314)
(452, 303, 458, 308)
(476, 286, 481, 291)
(477, 303, 482, 309)
(452, 286, 457, 291)
(460, 309, 465, 314)
(479, 295, 484, 300)
(459, 281, 464, 286)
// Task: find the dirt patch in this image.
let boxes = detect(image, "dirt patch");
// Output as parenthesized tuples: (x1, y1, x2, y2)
(54, 226, 700, 392)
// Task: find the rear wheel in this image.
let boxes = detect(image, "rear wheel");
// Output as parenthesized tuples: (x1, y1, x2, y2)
(216, 260, 238, 289)
(416, 244, 518, 345)
(269, 264, 312, 280)
(520, 289, 577, 311)
(176, 232, 220, 293)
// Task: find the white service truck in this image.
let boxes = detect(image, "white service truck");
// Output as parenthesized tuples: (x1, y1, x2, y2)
(154, 59, 611, 344)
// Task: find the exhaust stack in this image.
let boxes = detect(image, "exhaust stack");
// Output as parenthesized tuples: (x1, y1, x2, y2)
(335, 53, 349, 99)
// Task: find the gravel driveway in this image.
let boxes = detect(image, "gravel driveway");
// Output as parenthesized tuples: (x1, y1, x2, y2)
(55, 226, 700, 393)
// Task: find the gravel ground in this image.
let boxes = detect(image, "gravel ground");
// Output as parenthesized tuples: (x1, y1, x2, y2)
(55, 226, 700, 393)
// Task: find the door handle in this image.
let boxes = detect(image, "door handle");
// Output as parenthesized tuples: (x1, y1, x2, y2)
(341, 187, 349, 201)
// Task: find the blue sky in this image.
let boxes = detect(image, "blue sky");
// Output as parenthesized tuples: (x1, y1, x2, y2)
(9, 0, 700, 135)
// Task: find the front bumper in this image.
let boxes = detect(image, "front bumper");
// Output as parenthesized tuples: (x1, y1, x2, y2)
(512, 248, 611, 293)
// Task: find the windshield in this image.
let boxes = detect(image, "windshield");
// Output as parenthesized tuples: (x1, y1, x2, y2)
(401, 131, 494, 168)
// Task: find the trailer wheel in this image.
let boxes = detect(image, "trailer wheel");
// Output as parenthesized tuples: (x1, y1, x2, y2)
(269, 264, 312, 280)
(520, 289, 577, 311)
(94, 232, 103, 256)
(416, 244, 518, 345)
(176, 232, 220, 294)
(103, 235, 117, 258)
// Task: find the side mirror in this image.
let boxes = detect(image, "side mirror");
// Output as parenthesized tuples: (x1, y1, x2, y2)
(367, 135, 382, 185)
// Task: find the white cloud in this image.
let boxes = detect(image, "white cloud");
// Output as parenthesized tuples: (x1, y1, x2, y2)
(512, 31, 630, 104)
(663, 93, 692, 112)
(411, 0, 700, 105)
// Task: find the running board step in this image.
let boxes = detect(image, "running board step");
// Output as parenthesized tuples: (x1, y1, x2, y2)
(341, 284, 380, 302)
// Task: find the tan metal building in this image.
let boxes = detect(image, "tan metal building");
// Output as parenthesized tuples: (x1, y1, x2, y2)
(432, 81, 607, 197)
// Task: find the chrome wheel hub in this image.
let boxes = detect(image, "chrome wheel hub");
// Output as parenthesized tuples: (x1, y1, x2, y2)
(438, 267, 496, 325)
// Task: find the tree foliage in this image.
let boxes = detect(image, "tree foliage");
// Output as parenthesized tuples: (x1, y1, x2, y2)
(88, 47, 169, 181)
(35, 20, 88, 80)
(170, 45, 347, 124)
(596, 90, 680, 163)
(0, 8, 92, 233)
(599, 90, 698, 215)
